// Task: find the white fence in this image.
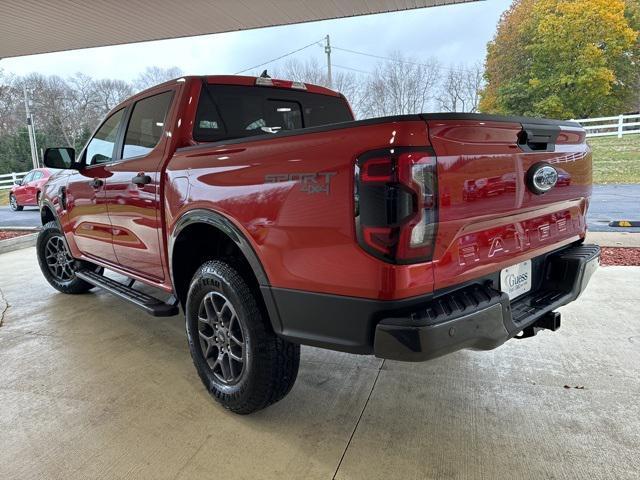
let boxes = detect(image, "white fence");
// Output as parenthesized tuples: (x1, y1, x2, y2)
(0, 171, 29, 191)
(572, 113, 640, 138)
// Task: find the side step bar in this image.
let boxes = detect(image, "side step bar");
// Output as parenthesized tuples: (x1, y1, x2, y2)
(76, 269, 179, 317)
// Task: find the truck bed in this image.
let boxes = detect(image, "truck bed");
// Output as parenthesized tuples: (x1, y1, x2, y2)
(167, 112, 589, 300)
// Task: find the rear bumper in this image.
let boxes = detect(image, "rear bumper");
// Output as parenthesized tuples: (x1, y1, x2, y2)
(373, 243, 600, 361)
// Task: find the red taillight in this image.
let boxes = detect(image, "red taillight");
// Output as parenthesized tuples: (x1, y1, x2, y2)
(355, 147, 437, 264)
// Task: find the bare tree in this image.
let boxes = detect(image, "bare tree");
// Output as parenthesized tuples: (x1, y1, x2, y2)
(93, 79, 134, 113)
(361, 52, 440, 118)
(279, 58, 366, 118)
(0, 66, 181, 173)
(436, 63, 484, 113)
(134, 66, 184, 91)
(281, 58, 326, 85)
(0, 69, 21, 136)
(20, 73, 76, 147)
(0, 60, 485, 175)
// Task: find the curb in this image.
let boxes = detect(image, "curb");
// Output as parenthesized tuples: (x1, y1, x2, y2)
(609, 220, 640, 228)
(0, 233, 37, 255)
(0, 226, 41, 231)
(585, 231, 640, 248)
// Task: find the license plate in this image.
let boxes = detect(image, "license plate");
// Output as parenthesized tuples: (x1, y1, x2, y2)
(500, 260, 532, 300)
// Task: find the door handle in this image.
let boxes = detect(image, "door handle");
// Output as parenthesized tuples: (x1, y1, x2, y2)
(132, 173, 152, 186)
(90, 178, 104, 189)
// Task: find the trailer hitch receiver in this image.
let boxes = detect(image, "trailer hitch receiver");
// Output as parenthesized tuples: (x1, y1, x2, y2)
(516, 311, 561, 339)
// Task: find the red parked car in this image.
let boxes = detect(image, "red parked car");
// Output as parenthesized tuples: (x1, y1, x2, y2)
(9, 167, 53, 211)
(37, 75, 599, 414)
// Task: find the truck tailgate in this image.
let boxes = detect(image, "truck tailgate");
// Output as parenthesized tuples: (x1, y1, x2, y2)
(426, 117, 590, 291)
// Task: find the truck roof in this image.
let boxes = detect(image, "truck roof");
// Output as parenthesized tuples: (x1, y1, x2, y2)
(204, 75, 342, 97)
(136, 75, 342, 99)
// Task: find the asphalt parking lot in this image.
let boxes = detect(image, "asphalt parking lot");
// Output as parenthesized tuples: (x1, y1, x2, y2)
(0, 205, 40, 228)
(587, 185, 640, 233)
(0, 247, 639, 479)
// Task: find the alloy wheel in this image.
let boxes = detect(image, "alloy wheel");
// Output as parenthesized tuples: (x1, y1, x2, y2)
(44, 235, 75, 282)
(9, 194, 18, 210)
(197, 291, 246, 385)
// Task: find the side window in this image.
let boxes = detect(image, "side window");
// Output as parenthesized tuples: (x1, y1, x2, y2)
(22, 171, 34, 183)
(122, 91, 173, 159)
(86, 109, 125, 165)
(32, 171, 43, 181)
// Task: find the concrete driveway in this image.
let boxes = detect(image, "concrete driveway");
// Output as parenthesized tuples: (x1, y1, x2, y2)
(0, 247, 639, 480)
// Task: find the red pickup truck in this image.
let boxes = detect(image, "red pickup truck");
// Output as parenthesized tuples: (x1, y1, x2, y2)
(38, 75, 599, 414)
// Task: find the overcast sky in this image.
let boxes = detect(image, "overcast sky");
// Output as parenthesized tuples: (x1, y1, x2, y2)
(0, 0, 512, 82)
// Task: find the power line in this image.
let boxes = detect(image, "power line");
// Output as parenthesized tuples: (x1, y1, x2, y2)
(332, 45, 475, 74)
(234, 38, 324, 74)
(232, 38, 475, 77)
(333, 64, 372, 75)
(333, 46, 432, 67)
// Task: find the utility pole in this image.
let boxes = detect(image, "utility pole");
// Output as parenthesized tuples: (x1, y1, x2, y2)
(22, 85, 39, 169)
(324, 34, 332, 89)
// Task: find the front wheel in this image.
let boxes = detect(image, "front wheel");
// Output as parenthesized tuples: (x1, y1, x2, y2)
(9, 194, 23, 211)
(36, 221, 96, 294)
(186, 260, 300, 414)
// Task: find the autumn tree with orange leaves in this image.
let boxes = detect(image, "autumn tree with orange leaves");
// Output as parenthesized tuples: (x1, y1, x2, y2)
(480, 0, 639, 119)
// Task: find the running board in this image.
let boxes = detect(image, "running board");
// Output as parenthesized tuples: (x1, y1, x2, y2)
(76, 269, 179, 317)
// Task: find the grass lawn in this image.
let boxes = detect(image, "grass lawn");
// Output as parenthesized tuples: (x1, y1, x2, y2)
(589, 134, 640, 184)
(0, 189, 8, 206)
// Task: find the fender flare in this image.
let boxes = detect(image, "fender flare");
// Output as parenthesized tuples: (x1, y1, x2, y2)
(40, 199, 58, 224)
(168, 208, 270, 287)
(39, 199, 78, 256)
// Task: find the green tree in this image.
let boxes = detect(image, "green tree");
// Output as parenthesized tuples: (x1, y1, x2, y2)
(481, 0, 639, 119)
(0, 127, 40, 173)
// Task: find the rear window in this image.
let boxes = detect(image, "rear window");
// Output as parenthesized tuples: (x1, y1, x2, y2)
(193, 84, 353, 142)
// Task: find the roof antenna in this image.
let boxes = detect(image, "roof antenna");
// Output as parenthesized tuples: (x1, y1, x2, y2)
(260, 70, 271, 78)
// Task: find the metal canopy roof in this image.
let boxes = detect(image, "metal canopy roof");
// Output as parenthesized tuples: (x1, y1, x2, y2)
(1, 0, 478, 58)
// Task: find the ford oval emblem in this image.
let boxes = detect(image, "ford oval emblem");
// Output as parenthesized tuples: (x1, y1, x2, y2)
(526, 162, 558, 195)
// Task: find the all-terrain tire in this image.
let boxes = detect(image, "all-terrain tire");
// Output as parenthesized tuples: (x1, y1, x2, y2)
(36, 221, 95, 294)
(185, 260, 300, 414)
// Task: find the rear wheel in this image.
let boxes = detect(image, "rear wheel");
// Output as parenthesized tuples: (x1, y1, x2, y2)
(9, 194, 22, 211)
(185, 260, 300, 414)
(37, 221, 97, 294)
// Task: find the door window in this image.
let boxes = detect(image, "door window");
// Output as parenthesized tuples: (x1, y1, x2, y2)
(85, 109, 125, 165)
(122, 91, 173, 159)
(32, 171, 43, 181)
(21, 171, 34, 184)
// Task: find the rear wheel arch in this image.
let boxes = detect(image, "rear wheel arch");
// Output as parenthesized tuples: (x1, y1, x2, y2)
(169, 210, 276, 329)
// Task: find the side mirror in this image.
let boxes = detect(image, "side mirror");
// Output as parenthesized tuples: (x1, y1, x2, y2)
(43, 147, 78, 170)
(14, 179, 22, 186)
